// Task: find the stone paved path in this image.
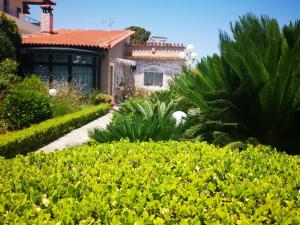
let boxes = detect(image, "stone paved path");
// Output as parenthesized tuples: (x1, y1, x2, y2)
(37, 112, 113, 153)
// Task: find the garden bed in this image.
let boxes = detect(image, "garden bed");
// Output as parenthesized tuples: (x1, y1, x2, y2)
(0, 104, 110, 158)
(0, 141, 299, 224)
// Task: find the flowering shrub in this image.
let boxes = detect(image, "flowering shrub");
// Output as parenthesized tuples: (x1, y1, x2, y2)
(0, 141, 299, 223)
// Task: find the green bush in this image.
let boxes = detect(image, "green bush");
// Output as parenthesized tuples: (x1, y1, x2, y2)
(2, 90, 53, 130)
(0, 58, 18, 74)
(0, 59, 20, 99)
(14, 75, 47, 93)
(0, 141, 299, 224)
(0, 104, 109, 158)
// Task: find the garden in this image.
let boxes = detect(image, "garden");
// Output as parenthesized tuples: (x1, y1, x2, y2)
(0, 12, 300, 224)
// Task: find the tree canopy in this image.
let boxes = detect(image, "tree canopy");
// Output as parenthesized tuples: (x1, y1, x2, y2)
(0, 12, 21, 61)
(126, 26, 151, 44)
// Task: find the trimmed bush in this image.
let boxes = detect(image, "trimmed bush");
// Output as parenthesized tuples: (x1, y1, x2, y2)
(0, 104, 109, 158)
(0, 141, 299, 223)
(2, 90, 53, 130)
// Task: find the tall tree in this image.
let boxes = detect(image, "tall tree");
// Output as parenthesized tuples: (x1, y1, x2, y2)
(126, 26, 151, 44)
(0, 12, 21, 60)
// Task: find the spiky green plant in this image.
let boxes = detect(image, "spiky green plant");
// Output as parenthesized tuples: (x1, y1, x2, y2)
(89, 100, 188, 143)
(171, 14, 300, 151)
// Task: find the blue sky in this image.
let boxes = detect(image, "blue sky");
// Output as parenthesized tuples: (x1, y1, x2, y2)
(30, 0, 300, 58)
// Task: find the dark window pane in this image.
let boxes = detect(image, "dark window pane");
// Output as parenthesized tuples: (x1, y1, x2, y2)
(33, 53, 49, 63)
(72, 55, 93, 64)
(33, 64, 49, 82)
(53, 54, 68, 63)
(52, 65, 68, 83)
(72, 66, 93, 93)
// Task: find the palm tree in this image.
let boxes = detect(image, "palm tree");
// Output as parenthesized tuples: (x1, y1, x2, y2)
(171, 14, 300, 151)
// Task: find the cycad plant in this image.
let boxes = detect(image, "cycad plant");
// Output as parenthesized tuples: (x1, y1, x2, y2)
(89, 99, 188, 143)
(171, 14, 300, 151)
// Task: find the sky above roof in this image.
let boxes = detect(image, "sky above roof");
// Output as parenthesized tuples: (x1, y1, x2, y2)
(29, 0, 300, 59)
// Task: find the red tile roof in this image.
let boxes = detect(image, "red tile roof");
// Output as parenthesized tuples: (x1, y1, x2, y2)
(128, 56, 186, 60)
(22, 29, 135, 49)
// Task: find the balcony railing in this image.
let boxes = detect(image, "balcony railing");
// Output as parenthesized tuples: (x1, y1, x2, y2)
(24, 15, 41, 26)
(0, 6, 40, 27)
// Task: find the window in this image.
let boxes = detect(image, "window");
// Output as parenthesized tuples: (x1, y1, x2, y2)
(72, 55, 93, 64)
(72, 66, 93, 92)
(52, 65, 68, 82)
(144, 66, 163, 86)
(29, 52, 97, 92)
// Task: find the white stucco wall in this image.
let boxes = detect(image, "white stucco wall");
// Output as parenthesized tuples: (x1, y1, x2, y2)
(134, 58, 184, 90)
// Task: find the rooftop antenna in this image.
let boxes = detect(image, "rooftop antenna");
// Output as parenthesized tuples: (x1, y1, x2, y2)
(102, 18, 115, 30)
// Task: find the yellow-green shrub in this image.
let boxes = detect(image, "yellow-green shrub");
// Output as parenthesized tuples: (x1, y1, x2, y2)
(0, 141, 299, 224)
(0, 104, 109, 158)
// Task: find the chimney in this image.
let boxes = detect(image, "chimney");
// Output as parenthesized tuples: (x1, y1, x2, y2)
(41, 5, 54, 33)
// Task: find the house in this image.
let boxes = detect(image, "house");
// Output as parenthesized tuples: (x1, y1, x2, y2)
(20, 4, 186, 97)
(127, 36, 186, 90)
(0, 0, 55, 35)
(21, 4, 135, 95)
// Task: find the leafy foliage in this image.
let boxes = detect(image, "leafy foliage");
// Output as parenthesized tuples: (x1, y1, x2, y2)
(0, 32, 16, 61)
(2, 90, 53, 130)
(171, 14, 300, 151)
(0, 141, 299, 224)
(0, 58, 18, 75)
(0, 104, 109, 158)
(0, 12, 21, 60)
(90, 99, 188, 143)
(126, 26, 151, 44)
(14, 75, 48, 93)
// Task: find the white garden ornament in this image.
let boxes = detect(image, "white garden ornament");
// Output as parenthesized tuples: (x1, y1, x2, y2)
(172, 111, 187, 126)
(49, 88, 57, 97)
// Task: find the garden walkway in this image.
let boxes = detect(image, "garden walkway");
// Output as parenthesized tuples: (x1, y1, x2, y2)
(37, 112, 113, 153)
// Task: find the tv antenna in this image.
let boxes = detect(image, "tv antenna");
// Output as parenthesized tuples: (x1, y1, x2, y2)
(102, 19, 115, 30)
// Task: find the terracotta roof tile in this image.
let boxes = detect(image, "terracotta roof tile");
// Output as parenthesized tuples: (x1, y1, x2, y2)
(128, 56, 186, 60)
(22, 29, 134, 49)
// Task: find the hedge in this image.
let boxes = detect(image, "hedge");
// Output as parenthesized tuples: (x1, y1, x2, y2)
(0, 104, 110, 158)
(0, 141, 299, 224)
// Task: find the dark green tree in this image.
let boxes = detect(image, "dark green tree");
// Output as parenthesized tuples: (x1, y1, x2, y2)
(0, 12, 21, 60)
(126, 26, 151, 44)
(171, 14, 300, 152)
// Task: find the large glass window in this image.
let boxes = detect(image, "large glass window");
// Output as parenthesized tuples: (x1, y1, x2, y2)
(53, 54, 68, 63)
(72, 66, 93, 92)
(33, 64, 49, 82)
(52, 65, 68, 82)
(72, 55, 93, 64)
(29, 52, 97, 92)
(144, 66, 163, 86)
